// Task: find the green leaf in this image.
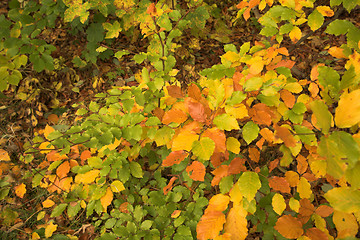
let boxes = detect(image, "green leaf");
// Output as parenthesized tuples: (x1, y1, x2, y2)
(140, 220, 153, 230)
(88, 157, 103, 168)
(213, 114, 240, 131)
(308, 10, 324, 31)
(244, 77, 263, 92)
(103, 21, 122, 39)
(51, 203, 68, 218)
(130, 161, 143, 178)
(191, 137, 215, 161)
(238, 172, 261, 201)
(226, 91, 247, 106)
(310, 100, 333, 134)
(326, 19, 354, 35)
(67, 202, 81, 218)
(114, 50, 130, 60)
(242, 121, 259, 144)
(324, 187, 360, 213)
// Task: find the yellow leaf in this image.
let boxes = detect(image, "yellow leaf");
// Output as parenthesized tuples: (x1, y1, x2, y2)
(289, 197, 300, 212)
(75, 170, 100, 184)
(289, 26, 301, 43)
(272, 193, 286, 215)
(229, 182, 243, 204)
(100, 187, 113, 212)
(328, 47, 347, 59)
(110, 180, 125, 193)
(249, 59, 264, 75)
(225, 104, 248, 119)
(99, 138, 121, 153)
(44, 125, 55, 140)
(32, 232, 40, 240)
(297, 177, 312, 199)
(209, 194, 230, 212)
(39, 142, 55, 154)
(226, 137, 240, 154)
(171, 210, 181, 218)
(15, 183, 26, 198)
(80, 200, 86, 208)
(316, 6, 334, 17)
(45, 222, 57, 238)
(0, 149, 10, 161)
(37, 211, 45, 221)
(197, 211, 226, 240)
(333, 210, 358, 238)
(335, 89, 360, 128)
(171, 131, 198, 151)
(224, 204, 248, 240)
(310, 160, 327, 178)
(222, 51, 240, 64)
(42, 199, 55, 208)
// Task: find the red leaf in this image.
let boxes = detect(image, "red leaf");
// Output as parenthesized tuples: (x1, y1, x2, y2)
(167, 85, 184, 98)
(269, 176, 291, 194)
(185, 97, 206, 122)
(163, 176, 177, 195)
(186, 161, 205, 181)
(162, 108, 188, 125)
(163, 151, 188, 167)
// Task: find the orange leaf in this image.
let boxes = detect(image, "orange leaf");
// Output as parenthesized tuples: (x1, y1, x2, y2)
(248, 147, 260, 163)
(42, 198, 55, 208)
(280, 89, 295, 108)
(208, 194, 230, 212)
(167, 85, 184, 98)
(187, 83, 202, 101)
(186, 161, 205, 181)
(315, 205, 334, 217)
(296, 154, 308, 174)
(56, 161, 70, 179)
(185, 97, 206, 122)
(146, 2, 156, 15)
(224, 204, 248, 240)
(309, 82, 319, 98)
(228, 157, 246, 175)
(0, 149, 10, 161)
(260, 128, 275, 142)
(268, 159, 279, 173)
(274, 215, 304, 239)
(15, 183, 26, 198)
(120, 202, 129, 213)
(47, 114, 59, 124)
(44, 125, 55, 140)
(162, 151, 188, 167)
(46, 150, 67, 162)
(172, 130, 198, 151)
(268, 176, 291, 194)
(305, 228, 328, 240)
(162, 108, 188, 125)
(163, 176, 177, 195)
(274, 125, 296, 148)
(80, 150, 92, 164)
(211, 152, 228, 168)
(197, 211, 226, 240)
(211, 165, 229, 186)
(100, 187, 113, 212)
(328, 46, 347, 59)
(285, 170, 299, 187)
(299, 198, 315, 217)
(203, 128, 226, 153)
(171, 210, 181, 218)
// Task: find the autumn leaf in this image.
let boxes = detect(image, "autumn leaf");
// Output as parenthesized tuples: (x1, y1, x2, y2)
(100, 187, 113, 212)
(268, 176, 291, 194)
(187, 83, 202, 101)
(316, 6, 334, 17)
(228, 157, 246, 175)
(0, 149, 10, 161)
(167, 85, 184, 98)
(15, 183, 26, 198)
(272, 193, 286, 215)
(44, 125, 55, 140)
(197, 210, 226, 240)
(171, 210, 181, 218)
(39, 141, 55, 154)
(226, 137, 240, 154)
(163, 176, 177, 195)
(315, 205, 334, 217)
(275, 215, 303, 239)
(274, 125, 296, 147)
(297, 177, 312, 199)
(203, 128, 227, 153)
(224, 204, 248, 240)
(56, 161, 70, 179)
(305, 228, 328, 240)
(333, 210, 358, 238)
(110, 180, 125, 193)
(238, 172, 261, 201)
(335, 89, 360, 128)
(185, 97, 206, 122)
(248, 147, 260, 163)
(213, 114, 240, 131)
(162, 150, 188, 167)
(289, 26, 301, 43)
(192, 137, 215, 161)
(42, 198, 55, 208)
(162, 108, 188, 125)
(186, 161, 206, 181)
(211, 165, 229, 186)
(75, 170, 100, 184)
(45, 222, 57, 238)
(284, 170, 299, 187)
(208, 194, 230, 212)
(172, 130, 198, 151)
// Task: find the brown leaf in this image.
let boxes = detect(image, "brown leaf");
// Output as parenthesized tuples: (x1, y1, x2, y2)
(228, 157, 246, 175)
(167, 85, 184, 98)
(248, 147, 260, 163)
(187, 83, 202, 101)
(274, 125, 296, 147)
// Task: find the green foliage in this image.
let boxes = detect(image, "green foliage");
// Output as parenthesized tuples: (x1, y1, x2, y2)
(1, 0, 360, 239)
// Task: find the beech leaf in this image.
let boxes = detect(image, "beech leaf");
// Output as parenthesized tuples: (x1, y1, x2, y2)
(192, 137, 215, 161)
(213, 114, 240, 131)
(162, 150, 188, 167)
(186, 161, 206, 181)
(272, 193, 286, 215)
(275, 215, 303, 239)
(224, 204, 248, 240)
(238, 172, 261, 201)
(100, 187, 113, 212)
